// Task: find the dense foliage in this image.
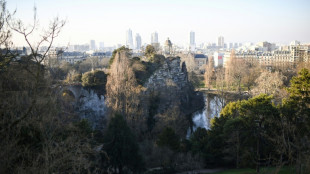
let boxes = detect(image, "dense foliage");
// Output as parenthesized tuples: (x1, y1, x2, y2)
(131, 55, 165, 85)
(1, 1, 310, 173)
(109, 46, 131, 66)
(81, 70, 107, 95)
(156, 127, 180, 151)
(145, 44, 156, 58)
(103, 114, 145, 173)
(187, 68, 310, 173)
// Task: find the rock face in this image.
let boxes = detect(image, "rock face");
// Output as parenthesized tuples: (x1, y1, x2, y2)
(77, 89, 105, 129)
(104, 52, 203, 136)
(59, 85, 106, 128)
(145, 57, 188, 91)
(144, 57, 203, 115)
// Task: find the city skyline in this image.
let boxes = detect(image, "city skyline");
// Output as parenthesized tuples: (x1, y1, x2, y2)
(7, 0, 310, 47)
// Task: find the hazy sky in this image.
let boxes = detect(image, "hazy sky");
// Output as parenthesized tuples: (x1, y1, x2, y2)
(7, 0, 310, 47)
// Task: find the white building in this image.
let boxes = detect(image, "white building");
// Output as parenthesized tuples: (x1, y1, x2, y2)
(135, 33, 142, 50)
(90, 40, 96, 51)
(190, 31, 196, 52)
(213, 52, 224, 67)
(218, 36, 224, 48)
(151, 32, 158, 44)
(229, 43, 233, 49)
(290, 40, 300, 46)
(99, 42, 104, 50)
(47, 50, 87, 64)
(126, 29, 134, 49)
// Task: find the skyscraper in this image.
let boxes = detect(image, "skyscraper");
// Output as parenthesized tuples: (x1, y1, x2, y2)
(135, 33, 141, 50)
(218, 36, 224, 48)
(190, 31, 196, 52)
(99, 42, 104, 50)
(90, 40, 96, 51)
(126, 29, 134, 49)
(190, 31, 195, 45)
(151, 32, 158, 44)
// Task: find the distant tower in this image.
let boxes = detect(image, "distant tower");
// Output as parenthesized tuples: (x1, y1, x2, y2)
(218, 36, 224, 49)
(90, 40, 96, 51)
(229, 43, 233, 49)
(99, 42, 104, 50)
(151, 32, 160, 51)
(164, 37, 172, 55)
(135, 33, 142, 50)
(126, 29, 134, 49)
(190, 31, 195, 45)
(151, 32, 158, 44)
(190, 31, 196, 52)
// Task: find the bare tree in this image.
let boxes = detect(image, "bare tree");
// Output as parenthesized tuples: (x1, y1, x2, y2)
(204, 55, 215, 90)
(225, 50, 248, 94)
(242, 60, 261, 92)
(252, 70, 286, 102)
(4, 5, 65, 129)
(106, 50, 145, 131)
(0, 0, 13, 70)
(0, 3, 96, 173)
(215, 67, 227, 106)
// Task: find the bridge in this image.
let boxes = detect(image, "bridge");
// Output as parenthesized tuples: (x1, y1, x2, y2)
(54, 84, 88, 104)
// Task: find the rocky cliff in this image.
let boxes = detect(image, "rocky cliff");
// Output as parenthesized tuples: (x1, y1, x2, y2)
(105, 51, 204, 136)
(144, 57, 204, 115)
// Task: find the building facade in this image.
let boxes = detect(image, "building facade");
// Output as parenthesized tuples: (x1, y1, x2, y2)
(213, 52, 224, 67)
(151, 32, 158, 44)
(218, 36, 224, 49)
(126, 29, 134, 49)
(190, 31, 195, 52)
(135, 33, 142, 50)
(223, 44, 310, 67)
(90, 40, 96, 51)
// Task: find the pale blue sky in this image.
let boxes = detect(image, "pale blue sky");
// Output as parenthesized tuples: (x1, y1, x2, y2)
(7, 0, 310, 47)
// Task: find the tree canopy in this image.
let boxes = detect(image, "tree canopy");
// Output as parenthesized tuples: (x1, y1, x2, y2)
(109, 46, 131, 67)
(81, 70, 107, 94)
(103, 114, 144, 173)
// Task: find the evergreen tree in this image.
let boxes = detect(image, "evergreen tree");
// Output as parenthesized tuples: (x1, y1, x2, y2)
(103, 114, 144, 173)
(157, 127, 180, 151)
(281, 68, 310, 173)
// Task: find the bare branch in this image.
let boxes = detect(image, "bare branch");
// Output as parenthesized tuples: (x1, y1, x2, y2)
(4, 4, 66, 129)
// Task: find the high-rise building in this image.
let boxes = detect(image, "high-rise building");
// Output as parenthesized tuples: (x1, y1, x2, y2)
(126, 29, 134, 49)
(151, 32, 158, 44)
(99, 42, 104, 50)
(90, 40, 96, 50)
(151, 32, 160, 51)
(190, 31, 195, 45)
(190, 31, 196, 52)
(135, 33, 142, 50)
(229, 43, 233, 49)
(218, 36, 224, 48)
(234, 43, 238, 48)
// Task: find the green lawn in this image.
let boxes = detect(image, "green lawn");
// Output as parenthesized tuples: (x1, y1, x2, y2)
(211, 166, 294, 174)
